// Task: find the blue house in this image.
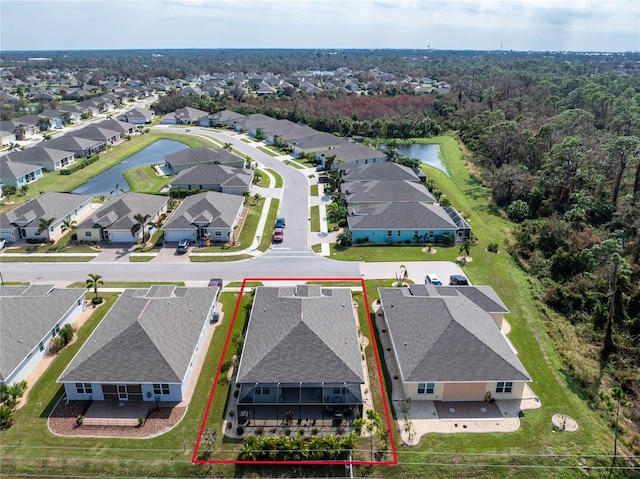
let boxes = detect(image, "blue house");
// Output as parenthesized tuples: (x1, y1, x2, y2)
(347, 202, 460, 244)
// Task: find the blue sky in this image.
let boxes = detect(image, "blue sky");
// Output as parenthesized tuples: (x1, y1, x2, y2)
(1, 0, 638, 52)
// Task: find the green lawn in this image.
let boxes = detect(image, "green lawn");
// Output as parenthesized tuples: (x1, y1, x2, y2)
(257, 199, 280, 251)
(284, 159, 304, 169)
(0, 256, 96, 262)
(128, 255, 155, 262)
(189, 254, 253, 262)
(0, 130, 209, 213)
(310, 184, 319, 196)
(122, 164, 169, 193)
(264, 168, 283, 188)
(66, 281, 184, 288)
(257, 146, 279, 157)
(310, 205, 321, 232)
(196, 198, 263, 253)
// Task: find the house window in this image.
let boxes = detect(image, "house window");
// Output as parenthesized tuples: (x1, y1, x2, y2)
(85, 231, 92, 237)
(387, 231, 392, 237)
(417, 383, 434, 394)
(397, 230, 401, 236)
(214, 231, 221, 236)
(153, 384, 170, 395)
(75, 383, 92, 394)
(496, 381, 513, 393)
(39, 342, 44, 352)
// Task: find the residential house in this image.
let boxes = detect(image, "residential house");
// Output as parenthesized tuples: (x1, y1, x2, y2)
(164, 147, 244, 174)
(338, 162, 422, 183)
(94, 119, 136, 136)
(38, 135, 105, 158)
(58, 285, 219, 403)
(0, 120, 39, 139)
(197, 110, 245, 128)
(378, 284, 530, 402)
(235, 285, 365, 422)
(162, 191, 244, 243)
(342, 180, 436, 207)
(76, 193, 168, 243)
(316, 143, 387, 167)
(0, 285, 86, 386)
(4, 147, 75, 171)
(72, 126, 121, 145)
(0, 158, 44, 188)
(117, 107, 155, 125)
(170, 164, 252, 196)
(232, 113, 280, 136)
(0, 130, 16, 145)
(347, 201, 459, 244)
(0, 192, 92, 243)
(161, 106, 209, 125)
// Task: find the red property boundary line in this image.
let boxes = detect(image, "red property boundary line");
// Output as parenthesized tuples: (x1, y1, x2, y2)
(192, 277, 398, 466)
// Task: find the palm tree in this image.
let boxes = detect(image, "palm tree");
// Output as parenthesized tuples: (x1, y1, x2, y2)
(37, 217, 55, 241)
(3, 185, 17, 202)
(60, 111, 72, 125)
(130, 213, 151, 243)
(12, 124, 26, 141)
(20, 185, 29, 196)
(110, 183, 125, 196)
(86, 273, 104, 304)
(61, 219, 77, 236)
(36, 117, 51, 132)
(459, 239, 472, 259)
(222, 142, 233, 152)
(395, 264, 408, 287)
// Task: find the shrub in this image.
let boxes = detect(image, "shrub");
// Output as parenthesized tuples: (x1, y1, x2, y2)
(59, 324, 74, 345)
(487, 243, 499, 253)
(255, 426, 263, 436)
(236, 425, 244, 435)
(91, 296, 103, 305)
(337, 218, 347, 227)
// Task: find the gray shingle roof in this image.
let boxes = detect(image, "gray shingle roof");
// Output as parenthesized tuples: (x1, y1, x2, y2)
(163, 191, 243, 230)
(170, 164, 252, 190)
(347, 202, 458, 230)
(0, 285, 85, 382)
(339, 161, 421, 182)
(343, 180, 436, 204)
(5, 147, 74, 166)
(165, 147, 242, 168)
(1, 192, 91, 227)
(77, 192, 168, 231)
(0, 158, 42, 180)
(236, 286, 364, 384)
(58, 286, 217, 384)
(378, 286, 530, 383)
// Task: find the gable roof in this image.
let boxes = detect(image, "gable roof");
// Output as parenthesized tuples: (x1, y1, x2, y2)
(236, 286, 364, 384)
(348, 201, 458, 230)
(339, 161, 421, 182)
(58, 286, 217, 384)
(1, 192, 91, 228)
(170, 164, 252, 189)
(38, 135, 104, 152)
(0, 285, 85, 382)
(72, 126, 120, 141)
(378, 286, 530, 383)
(94, 119, 136, 134)
(165, 147, 242, 168)
(0, 158, 42, 180)
(163, 191, 243, 230)
(342, 179, 436, 204)
(5, 147, 74, 166)
(317, 143, 386, 163)
(77, 193, 168, 231)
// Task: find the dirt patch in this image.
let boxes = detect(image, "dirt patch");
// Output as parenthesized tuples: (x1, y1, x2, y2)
(551, 414, 578, 432)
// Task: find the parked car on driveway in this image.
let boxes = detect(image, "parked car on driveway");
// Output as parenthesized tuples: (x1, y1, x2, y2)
(425, 273, 443, 286)
(450, 274, 469, 285)
(176, 239, 191, 254)
(272, 228, 284, 243)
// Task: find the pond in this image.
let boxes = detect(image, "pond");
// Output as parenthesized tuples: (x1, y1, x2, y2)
(72, 139, 188, 197)
(395, 143, 448, 175)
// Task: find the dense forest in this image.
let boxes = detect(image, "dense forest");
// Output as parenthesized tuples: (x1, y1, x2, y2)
(3, 49, 639, 453)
